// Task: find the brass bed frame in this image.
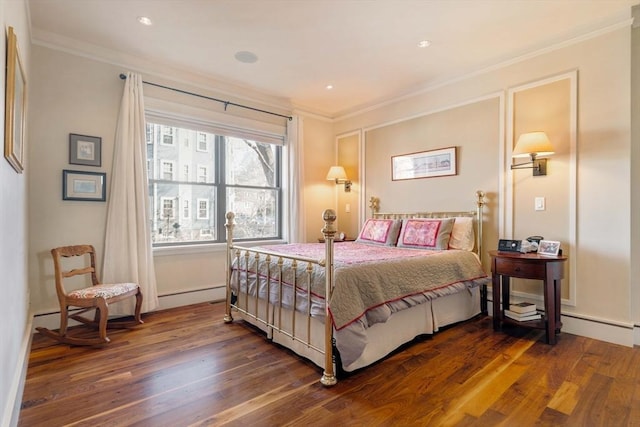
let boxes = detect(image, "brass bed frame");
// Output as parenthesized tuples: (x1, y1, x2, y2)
(224, 191, 485, 387)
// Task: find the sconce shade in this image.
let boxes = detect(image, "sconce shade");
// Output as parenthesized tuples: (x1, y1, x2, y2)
(326, 165, 352, 192)
(326, 166, 348, 181)
(512, 131, 555, 158)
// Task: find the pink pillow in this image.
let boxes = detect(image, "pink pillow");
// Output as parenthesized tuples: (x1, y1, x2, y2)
(397, 218, 455, 250)
(356, 219, 402, 246)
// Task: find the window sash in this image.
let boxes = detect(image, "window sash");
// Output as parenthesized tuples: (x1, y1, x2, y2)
(146, 114, 283, 247)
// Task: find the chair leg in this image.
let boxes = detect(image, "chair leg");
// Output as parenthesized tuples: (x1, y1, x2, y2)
(60, 305, 69, 336)
(134, 289, 144, 325)
(95, 299, 110, 344)
(36, 302, 110, 346)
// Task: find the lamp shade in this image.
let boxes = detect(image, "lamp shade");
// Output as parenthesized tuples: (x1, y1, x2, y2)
(512, 131, 554, 158)
(326, 166, 348, 181)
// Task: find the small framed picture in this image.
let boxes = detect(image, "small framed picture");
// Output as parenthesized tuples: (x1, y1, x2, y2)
(69, 133, 101, 166)
(62, 170, 106, 202)
(537, 240, 561, 256)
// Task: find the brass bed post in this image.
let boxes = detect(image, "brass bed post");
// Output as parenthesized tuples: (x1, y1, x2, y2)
(320, 209, 338, 386)
(369, 196, 380, 218)
(475, 190, 485, 263)
(475, 190, 487, 315)
(224, 212, 235, 323)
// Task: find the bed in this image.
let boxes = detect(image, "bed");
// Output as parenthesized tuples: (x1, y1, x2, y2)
(224, 191, 489, 386)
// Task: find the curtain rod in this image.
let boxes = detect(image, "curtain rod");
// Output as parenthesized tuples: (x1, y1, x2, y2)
(119, 74, 293, 121)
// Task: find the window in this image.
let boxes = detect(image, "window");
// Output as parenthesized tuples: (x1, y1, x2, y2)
(161, 198, 176, 220)
(158, 198, 177, 239)
(197, 133, 208, 152)
(161, 161, 174, 180)
(182, 199, 190, 219)
(197, 165, 208, 183)
(197, 198, 209, 220)
(161, 126, 174, 145)
(146, 119, 282, 246)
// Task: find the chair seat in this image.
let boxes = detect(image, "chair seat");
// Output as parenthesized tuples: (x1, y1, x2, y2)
(38, 245, 143, 346)
(68, 282, 138, 299)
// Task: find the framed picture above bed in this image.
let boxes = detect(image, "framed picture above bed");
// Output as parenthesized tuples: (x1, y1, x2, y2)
(391, 146, 457, 181)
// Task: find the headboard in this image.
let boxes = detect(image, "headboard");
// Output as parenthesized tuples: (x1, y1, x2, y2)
(368, 190, 485, 261)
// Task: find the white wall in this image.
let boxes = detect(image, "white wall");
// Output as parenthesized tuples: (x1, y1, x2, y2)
(0, 0, 31, 425)
(28, 47, 122, 315)
(27, 45, 336, 321)
(334, 24, 635, 345)
(630, 5, 640, 343)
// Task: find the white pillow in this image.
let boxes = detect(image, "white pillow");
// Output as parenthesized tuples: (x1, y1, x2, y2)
(449, 217, 475, 251)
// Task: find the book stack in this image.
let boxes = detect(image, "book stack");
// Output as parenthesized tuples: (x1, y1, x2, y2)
(504, 302, 541, 322)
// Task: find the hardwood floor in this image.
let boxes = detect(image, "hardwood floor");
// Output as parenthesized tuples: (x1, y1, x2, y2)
(19, 302, 640, 426)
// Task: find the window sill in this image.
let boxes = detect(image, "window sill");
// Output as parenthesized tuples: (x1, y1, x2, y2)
(153, 239, 287, 257)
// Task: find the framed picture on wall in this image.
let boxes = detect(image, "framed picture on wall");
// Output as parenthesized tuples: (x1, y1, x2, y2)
(4, 26, 27, 173)
(391, 146, 457, 181)
(62, 170, 106, 201)
(69, 134, 102, 166)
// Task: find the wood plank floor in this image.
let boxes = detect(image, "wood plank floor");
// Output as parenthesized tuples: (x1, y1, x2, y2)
(19, 302, 640, 426)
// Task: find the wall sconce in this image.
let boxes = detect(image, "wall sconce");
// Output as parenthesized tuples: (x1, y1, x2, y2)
(326, 166, 352, 192)
(511, 131, 554, 176)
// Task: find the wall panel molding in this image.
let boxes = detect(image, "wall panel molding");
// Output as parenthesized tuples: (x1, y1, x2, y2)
(505, 70, 578, 306)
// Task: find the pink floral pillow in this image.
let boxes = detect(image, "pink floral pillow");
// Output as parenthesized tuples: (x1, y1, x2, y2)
(356, 219, 402, 246)
(397, 218, 455, 250)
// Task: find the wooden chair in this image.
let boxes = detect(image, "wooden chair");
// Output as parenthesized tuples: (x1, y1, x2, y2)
(36, 244, 143, 346)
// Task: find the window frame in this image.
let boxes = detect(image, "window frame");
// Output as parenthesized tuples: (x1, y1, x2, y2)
(145, 113, 285, 248)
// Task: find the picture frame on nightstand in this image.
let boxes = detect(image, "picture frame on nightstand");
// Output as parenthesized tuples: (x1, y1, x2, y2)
(537, 240, 560, 256)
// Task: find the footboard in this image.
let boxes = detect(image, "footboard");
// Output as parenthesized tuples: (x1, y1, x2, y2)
(224, 210, 338, 386)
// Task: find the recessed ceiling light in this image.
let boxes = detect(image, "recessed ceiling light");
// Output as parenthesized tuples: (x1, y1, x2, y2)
(326, 84, 334, 90)
(234, 51, 258, 64)
(418, 40, 431, 48)
(137, 16, 153, 26)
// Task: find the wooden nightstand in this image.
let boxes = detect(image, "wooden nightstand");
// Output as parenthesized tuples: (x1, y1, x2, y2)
(489, 250, 568, 344)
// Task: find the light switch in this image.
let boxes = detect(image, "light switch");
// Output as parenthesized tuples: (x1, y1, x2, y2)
(535, 197, 545, 211)
(345, 203, 351, 213)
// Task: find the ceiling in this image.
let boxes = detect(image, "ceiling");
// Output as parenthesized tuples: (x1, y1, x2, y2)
(28, 0, 638, 118)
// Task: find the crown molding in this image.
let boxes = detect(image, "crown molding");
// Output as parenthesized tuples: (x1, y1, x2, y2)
(31, 28, 296, 117)
(335, 18, 634, 122)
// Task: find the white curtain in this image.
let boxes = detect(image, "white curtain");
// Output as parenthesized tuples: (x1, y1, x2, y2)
(287, 115, 305, 243)
(102, 72, 159, 314)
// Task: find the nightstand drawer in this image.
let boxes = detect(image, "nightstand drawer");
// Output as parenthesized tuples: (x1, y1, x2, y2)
(494, 258, 545, 279)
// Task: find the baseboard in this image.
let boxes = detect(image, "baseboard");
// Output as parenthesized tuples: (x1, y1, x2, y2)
(3, 315, 33, 427)
(157, 285, 226, 311)
(32, 285, 227, 332)
(487, 300, 635, 347)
